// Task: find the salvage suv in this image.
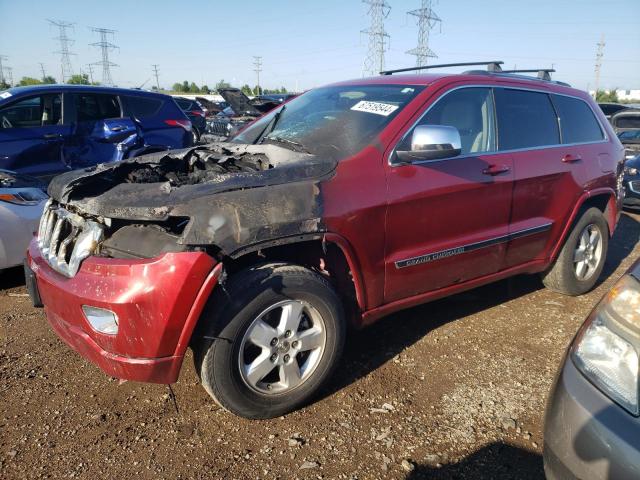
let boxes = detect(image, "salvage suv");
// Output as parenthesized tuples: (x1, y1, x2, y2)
(26, 61, 625, 419)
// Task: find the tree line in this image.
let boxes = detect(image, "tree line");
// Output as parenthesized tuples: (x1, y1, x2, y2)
(169, 79, 289, 96)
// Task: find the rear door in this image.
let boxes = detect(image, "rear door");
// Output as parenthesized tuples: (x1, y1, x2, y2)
(0, 92, 70, 177)
(499, 88, 592, 268)
(384, 86, 514, 302)
(63, 92, 130, 167)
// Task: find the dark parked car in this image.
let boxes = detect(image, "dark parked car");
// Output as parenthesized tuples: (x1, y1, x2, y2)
(174, 96, 206, 143)
(622, 154, 640, 209)
(544, 258, 640, 480)
(255, 93, 298, 104)
(612, 109, 640, 159)
(0, 85, 193, 181)
(206, 88, 291, 138)
(27, 61, 624, 419)
(598, 102, 629, 120)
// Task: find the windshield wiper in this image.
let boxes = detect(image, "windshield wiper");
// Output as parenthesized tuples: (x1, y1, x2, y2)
(262, 135, 310, 153)
(257, 104, 286, 144)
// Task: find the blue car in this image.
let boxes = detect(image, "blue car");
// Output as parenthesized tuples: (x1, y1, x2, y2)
(0, 85, 193, 181)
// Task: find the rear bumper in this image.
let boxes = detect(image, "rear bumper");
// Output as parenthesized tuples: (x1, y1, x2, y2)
(543, 358, 640, 480)
(28, 240, 222, 383)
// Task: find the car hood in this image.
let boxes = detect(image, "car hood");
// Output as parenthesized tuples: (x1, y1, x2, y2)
(218, 88, 262, 116)
(47, 143, 337, 254)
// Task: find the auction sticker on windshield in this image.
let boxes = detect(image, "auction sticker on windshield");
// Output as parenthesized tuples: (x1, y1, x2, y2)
(0, 92, 11, 99)
(351, 100, 399, 116)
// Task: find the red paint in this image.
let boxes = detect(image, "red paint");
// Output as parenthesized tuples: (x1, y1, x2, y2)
(30, 72, 624, 383)
(28, 241, 219, 383)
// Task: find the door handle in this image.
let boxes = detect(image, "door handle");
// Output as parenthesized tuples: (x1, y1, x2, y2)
(43, 133, 62, 140)
(562, 154, 582, 163)
(482, 164, 511, 176)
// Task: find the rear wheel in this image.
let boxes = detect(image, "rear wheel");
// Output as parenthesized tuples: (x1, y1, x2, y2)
(541, 207, 609, 295)
(193, 263, 345, 419)
(192, 127, 201, 144)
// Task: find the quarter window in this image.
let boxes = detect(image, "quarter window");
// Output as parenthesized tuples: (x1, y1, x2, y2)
(0, 94, 62, 129)
(123, 96, 163, 118)
(552, 95, 604, 143)
(75, 94, 121, 122)
(411, 87, 496, 155)
(494, 89, 560, 150)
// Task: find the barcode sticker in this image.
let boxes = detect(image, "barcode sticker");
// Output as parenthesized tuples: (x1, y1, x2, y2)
(351, 100, 399, 116)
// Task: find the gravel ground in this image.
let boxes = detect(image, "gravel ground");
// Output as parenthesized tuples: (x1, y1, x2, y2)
(1, 212, 639, 480)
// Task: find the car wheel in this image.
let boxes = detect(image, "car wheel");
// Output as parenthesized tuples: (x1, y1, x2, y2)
(192, 127, 200, 144)
(193, 263, 346, 419)
(541, 207, 609, 296)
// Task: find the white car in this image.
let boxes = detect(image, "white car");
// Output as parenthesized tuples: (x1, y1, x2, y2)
(0, 170, 47, 270)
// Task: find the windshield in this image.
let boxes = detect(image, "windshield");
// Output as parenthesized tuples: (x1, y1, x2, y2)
(232, 84, 424, 160)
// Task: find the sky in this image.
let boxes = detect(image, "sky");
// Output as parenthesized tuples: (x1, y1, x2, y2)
(0, 0, 638, 92)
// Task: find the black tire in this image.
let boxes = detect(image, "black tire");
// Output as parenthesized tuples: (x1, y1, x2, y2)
(192, 127, 201, 144)
(541, 207, 609, 296)
(193, 263, 346, 419)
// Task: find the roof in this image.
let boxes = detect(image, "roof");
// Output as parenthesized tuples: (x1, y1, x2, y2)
(2, 84, 170, 99)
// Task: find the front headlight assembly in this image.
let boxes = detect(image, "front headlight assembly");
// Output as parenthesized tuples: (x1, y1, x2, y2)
(572, 274, 640, 415)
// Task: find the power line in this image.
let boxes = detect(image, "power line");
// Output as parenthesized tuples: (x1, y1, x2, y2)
(253, 56, 262, 95)
(593, 34, 605, 98)
(406, 0, 441, 67)
(39, 62, 47, 82)
(361, 0, 391, 76)
(85, 64, 95, 84)
(47, 19, 76, 82)
(90, 27, 119, 86)
(152, 64, 160, 89)
(0, 55, 8, 85)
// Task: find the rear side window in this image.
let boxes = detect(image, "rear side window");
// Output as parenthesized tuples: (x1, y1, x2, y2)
(553, 95, 604, 144)
(123, 96, 163, 118)
(0, 94, 62, 128)
(495, 89, 559, 150)
(75, 94, 121, 121)
(174, 98, 192, 110)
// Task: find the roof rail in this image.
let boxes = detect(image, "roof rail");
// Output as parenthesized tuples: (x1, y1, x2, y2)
(499, 68, 555, 81)
(379, 61, 503, 76)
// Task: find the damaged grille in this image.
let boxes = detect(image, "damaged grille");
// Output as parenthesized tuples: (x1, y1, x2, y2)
(207, 118, 232, 136)
(37, 200, 104, 278)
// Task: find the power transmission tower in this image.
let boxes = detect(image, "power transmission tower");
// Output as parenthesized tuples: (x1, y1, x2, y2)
(253, 56, 262, 95)
(152, 64, 160, 90)
(407, 0, 441, 67)
(0, 55, 8, 85)
(39, 62, 47, 81)
(5, 67, 13, 86)
(361, 0, 391, 76)
(90, 27, 119, 86)
(47, 19, 76, 82)
(85, 64, 95, 84)
(593, 34, 605, 99)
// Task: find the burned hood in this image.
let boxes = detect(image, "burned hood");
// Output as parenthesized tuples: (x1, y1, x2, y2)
(47, 143, 337, 254)
(218, 88, 262, 116)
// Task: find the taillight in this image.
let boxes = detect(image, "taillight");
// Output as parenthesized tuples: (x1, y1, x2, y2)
(191, 110, 205, 118)
(164, 119, 192, 131)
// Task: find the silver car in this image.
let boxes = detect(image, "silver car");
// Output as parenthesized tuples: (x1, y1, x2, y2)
(544, 259, 640, 479)
(0, 170, 47, 270)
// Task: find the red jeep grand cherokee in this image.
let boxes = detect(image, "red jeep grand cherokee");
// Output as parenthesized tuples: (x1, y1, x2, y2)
(26, 61, 625, 418)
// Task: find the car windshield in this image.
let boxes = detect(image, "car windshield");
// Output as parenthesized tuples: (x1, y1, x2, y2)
(232, 84, 424, 160)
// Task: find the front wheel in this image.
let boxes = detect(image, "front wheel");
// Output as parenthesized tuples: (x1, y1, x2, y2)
(193, 263, 346, 419)
(541, 207, 609, 296)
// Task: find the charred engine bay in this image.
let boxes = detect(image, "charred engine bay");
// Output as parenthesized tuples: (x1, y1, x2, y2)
(48, 143, 335, 256)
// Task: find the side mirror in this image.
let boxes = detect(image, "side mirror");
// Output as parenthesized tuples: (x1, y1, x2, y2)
(394, 125, 462, 164)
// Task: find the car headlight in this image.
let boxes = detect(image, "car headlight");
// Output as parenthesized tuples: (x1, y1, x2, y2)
(625, 167, 638, 176)
(572, 274, 640, 415)
(0, 189, 48, 205)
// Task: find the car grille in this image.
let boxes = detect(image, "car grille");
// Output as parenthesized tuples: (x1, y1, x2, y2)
(37, 201, 104, 278)
(207, 118, 232, 136)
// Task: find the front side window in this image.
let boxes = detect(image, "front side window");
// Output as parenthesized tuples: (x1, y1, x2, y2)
(553, 95, 604, 144)
(409, 87, 496, 155)
(75, 94, 121, 122)
(495, 88, 560, 150)
(233, 84, 424, 160)
(0, 94, 62, 129)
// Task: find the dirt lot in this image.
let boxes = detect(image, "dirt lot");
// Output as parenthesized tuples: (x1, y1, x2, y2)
(1, 212, 639, 480)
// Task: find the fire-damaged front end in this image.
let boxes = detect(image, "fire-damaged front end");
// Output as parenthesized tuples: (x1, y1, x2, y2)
(26, 143, 336, 383)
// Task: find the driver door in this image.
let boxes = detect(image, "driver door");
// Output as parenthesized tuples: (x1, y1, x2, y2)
(383, 86, 514, 303)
